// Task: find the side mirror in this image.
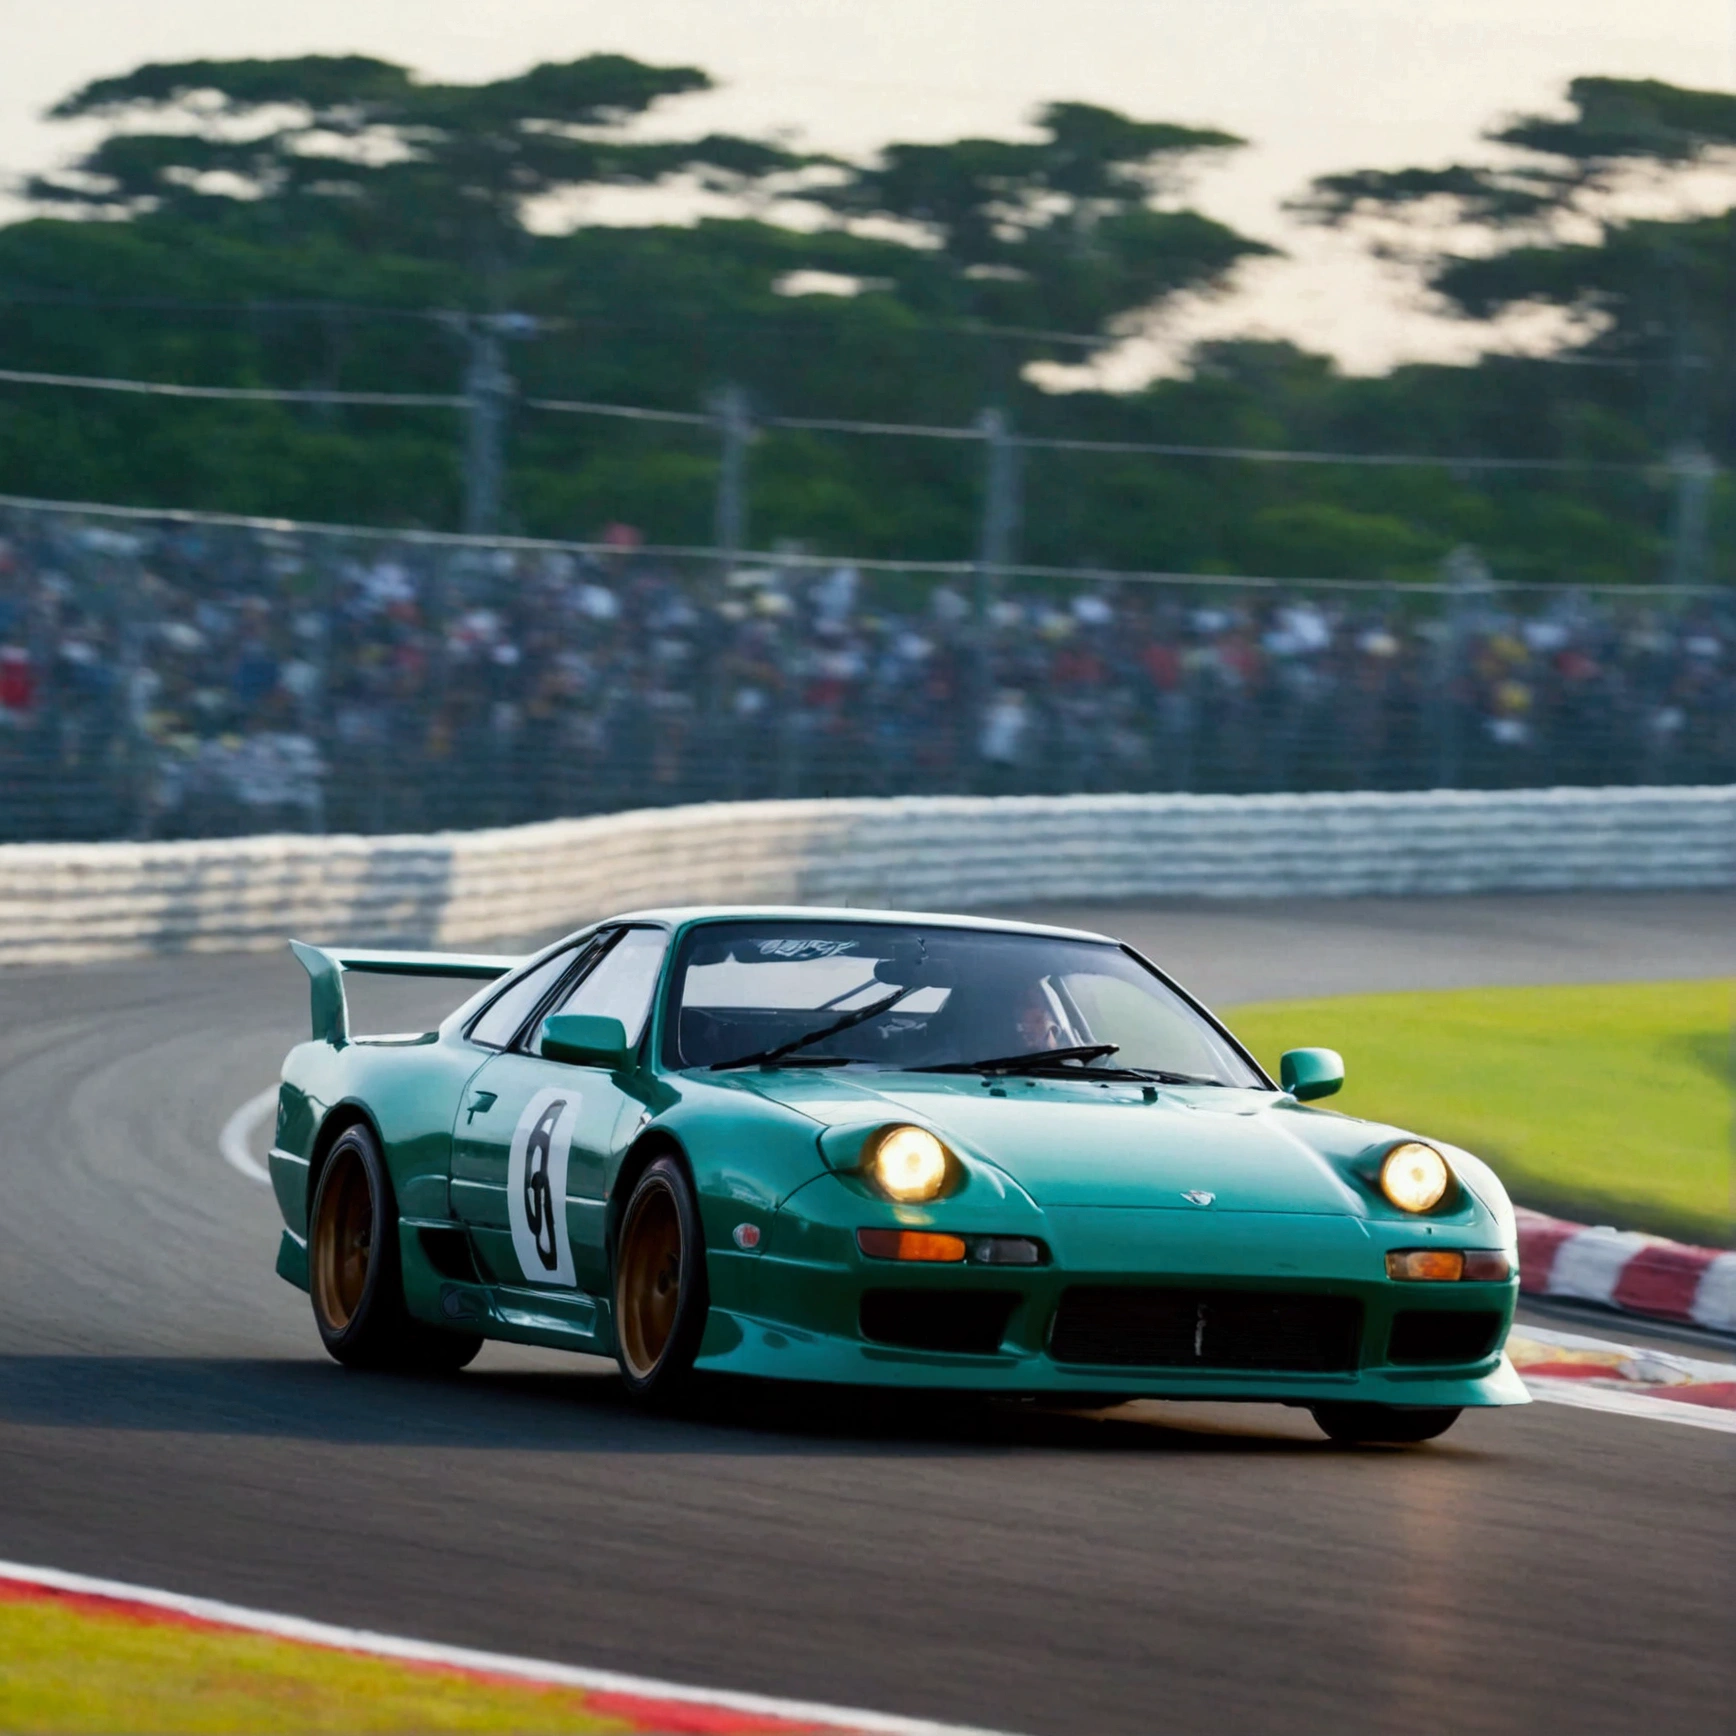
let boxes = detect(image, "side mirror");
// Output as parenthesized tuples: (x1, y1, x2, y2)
(540, 1013, 630, 1069)
(1280, 1047, 1344, 1102)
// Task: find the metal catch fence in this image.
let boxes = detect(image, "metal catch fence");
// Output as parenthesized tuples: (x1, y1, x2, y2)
(0, 496, 1731, 843)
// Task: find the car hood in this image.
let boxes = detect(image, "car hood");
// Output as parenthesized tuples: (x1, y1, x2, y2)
(739, 1070, 1367, 1215)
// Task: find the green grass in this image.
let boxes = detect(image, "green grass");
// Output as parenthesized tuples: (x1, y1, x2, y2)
(1224, 979, 1735, 1246)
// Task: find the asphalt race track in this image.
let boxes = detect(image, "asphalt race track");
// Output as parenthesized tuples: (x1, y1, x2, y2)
(1, 891, 1732, 1735)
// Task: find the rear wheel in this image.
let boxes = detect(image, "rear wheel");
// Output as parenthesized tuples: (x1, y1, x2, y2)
(1311, 1403, 1462, 1445)
(309, 1123, 482, 1372)
(613, 1156, 709, 1404)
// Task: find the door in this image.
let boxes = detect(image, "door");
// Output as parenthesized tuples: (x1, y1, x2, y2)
(451, 926, 669, 1297)
(448, 937, 592, 1276)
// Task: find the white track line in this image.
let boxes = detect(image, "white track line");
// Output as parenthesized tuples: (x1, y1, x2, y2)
(218, 1089, 276, 1185)
(0, 1559, 1014, 1736)
(1514, 1324, 1736, 1433)
(1525, 1380, 1736, 1433)
(1514, 1324, 1736, 1383)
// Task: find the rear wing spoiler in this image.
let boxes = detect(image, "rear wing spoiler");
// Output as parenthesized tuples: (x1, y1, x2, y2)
(288, 940, 521, 1046)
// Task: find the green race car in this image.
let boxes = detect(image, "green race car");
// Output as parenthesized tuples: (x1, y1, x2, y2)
(271, 908, 1527, 1443)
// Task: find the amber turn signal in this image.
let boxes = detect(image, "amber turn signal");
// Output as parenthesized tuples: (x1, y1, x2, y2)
(857, 1228, 967, 1262)
(1386, 1248, 1466, 1281)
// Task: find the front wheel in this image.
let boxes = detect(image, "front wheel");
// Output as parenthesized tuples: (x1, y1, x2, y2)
(1311, 1403, 1463, 1445)
(613, 1156, 709, 1404)
(309, 1123, 482, 1372)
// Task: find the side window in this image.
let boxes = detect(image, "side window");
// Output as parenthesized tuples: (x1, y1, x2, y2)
(468, 946, 581, 1049)
(546, 928, 669, 1048)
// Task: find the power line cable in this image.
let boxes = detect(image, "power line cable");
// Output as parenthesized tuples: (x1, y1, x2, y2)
(0, 367, 464, 408)
(755, 411, 982, 441)
(508, 392, 1679, 472)
(0, 290, 449, 323)
(524, 395, 715, 426)
(0, 363, 1687, 474)
(1009, 432, 1650, 473)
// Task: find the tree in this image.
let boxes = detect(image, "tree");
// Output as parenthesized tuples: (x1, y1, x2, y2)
(25, 58, 1261, 342)
(1294, 78, 1736, 244)
(0, 61, 1723, 586)
(28, 54, 806, 284)
(1292, 78, 1736, 457)
(1, 56, 1273, 539)
(812, 102, 1262, 347)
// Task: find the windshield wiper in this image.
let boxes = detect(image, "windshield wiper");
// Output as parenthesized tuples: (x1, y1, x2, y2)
(1113, 1067, 1226, 1086)
(924, 1042, 1122, 1075)
(919, 1052, 1227, 1085)
(742, 1054, 869, 1068)
(710, 986, 917, 1070)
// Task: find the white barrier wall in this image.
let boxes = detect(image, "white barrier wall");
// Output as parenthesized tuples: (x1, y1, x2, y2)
(3, 785, 1732, 965)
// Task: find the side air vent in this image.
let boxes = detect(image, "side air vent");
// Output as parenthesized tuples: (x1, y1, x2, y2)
(418, 1225, 482, 1283)
(859, 1289, 1020, 1354)
(1387, 1309, 1504, 1366)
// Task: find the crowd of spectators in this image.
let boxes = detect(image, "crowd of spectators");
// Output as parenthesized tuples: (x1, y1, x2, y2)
(1, 505, 1731, 843)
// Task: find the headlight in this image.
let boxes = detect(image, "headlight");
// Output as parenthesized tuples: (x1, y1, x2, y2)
(867, 1125, 949, 1202)
(1379, 1142, 1451, 1213)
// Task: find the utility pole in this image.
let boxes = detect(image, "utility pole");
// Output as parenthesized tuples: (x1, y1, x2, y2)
(708, 386, 753, 782)
(1666, 442, 1716, 587)
(712, 385, 751, 578)
(1432, 544, 1492, 788)
(452, 312, 539, 538)
(971, 408, 1021, 750)
(461, 318, 513, 537)
(975, 407, 1021, 589)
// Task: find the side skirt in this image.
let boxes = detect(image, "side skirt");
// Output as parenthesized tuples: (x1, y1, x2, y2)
(397, 1220, 615, 1356)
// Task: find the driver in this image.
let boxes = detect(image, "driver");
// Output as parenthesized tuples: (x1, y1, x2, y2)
(1012, 980, 1068, 1052)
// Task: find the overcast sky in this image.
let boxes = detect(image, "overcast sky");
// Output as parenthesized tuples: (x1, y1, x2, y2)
(5, 0, 1733, 376)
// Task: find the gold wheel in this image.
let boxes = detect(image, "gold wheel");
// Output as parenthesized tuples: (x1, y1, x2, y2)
(312, 1145, 373, 1332)
(616, 1178, 684, 1381)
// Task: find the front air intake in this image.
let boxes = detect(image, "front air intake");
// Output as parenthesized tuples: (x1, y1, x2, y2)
(1049, 1287, 1363, 1372)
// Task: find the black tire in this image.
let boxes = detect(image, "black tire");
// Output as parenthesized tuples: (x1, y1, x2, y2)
(613, 1155, 709, 1404)
(309, 1123, 483, 1373)
(1311, 1403, 1463, 1445)
(407, 1324, 485, 1373)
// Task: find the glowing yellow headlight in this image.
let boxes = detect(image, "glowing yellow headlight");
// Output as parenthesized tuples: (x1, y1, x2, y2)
(868, 1126, 949, 1203)
(1379, 1142, 1451, 1213)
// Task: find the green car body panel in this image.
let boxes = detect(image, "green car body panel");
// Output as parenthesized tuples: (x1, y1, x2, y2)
(270, 908, 1528, 1409)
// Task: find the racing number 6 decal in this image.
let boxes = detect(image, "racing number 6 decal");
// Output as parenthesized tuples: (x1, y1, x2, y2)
(523, 1100, 564, 1269)
(506, 1087, 581, 1286)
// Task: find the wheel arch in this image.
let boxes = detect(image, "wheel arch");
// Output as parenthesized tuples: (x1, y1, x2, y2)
(304, 1101, 387, 1233)
(608, 1128, 696, 1263)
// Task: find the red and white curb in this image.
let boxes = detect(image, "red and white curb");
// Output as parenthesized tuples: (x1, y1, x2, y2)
(1508, 1325, 1736, 1433)
(0, 1561, 1013, 1736)
(1516, 1207, 1736, 1333)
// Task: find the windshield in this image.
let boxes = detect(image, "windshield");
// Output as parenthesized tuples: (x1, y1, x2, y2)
(664, 920, 1263, 1084)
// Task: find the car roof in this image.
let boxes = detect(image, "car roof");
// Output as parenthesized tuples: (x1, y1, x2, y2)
(596, 906, 1118, 945)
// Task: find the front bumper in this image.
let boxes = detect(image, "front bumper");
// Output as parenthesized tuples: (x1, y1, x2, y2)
(694, 1186, 1528, 1407)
